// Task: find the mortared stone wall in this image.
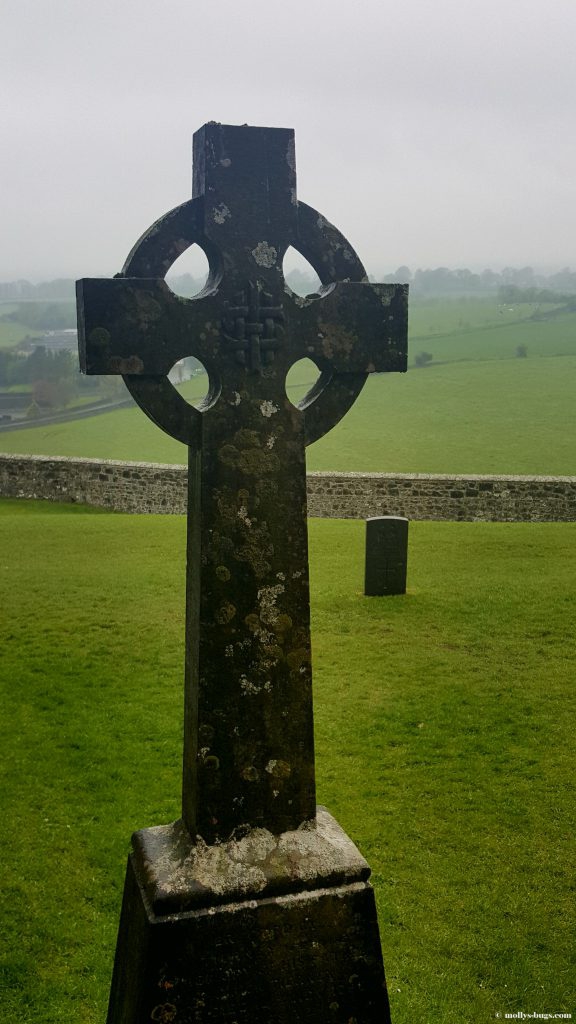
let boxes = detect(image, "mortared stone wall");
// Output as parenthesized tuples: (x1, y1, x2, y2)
(1, 453, 575, 522)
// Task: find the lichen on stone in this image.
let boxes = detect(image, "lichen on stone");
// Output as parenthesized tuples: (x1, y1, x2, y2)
(260, 400, 279, 418)
(215, 602, 236, 625)
(251, 242, 277, 268)
(212, 203, 232, 224)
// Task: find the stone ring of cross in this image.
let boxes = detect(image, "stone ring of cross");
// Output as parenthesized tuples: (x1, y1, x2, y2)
(77, 124, 407, 449)
(122, 199, 371, 449)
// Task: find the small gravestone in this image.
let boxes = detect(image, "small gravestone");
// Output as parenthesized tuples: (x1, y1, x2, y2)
(365, 516, 409, 596)
(77, 122, 408, 1024)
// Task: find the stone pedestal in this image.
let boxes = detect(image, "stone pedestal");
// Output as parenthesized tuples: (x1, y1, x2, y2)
(107, 808, 391, 1024)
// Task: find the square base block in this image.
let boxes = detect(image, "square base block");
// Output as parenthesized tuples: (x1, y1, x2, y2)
(107, 809, 391, 1024)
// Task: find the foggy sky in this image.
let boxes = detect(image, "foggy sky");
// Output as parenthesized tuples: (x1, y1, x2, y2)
(2, 0, 575, 281)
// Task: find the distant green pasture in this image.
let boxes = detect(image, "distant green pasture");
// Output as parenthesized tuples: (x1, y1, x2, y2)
(415, 310, 576, 364)
(305, 355, 576, 475)
(1, 504, 574, 1023)
(408, 296, 509, 338)
(0, 318, 36, 348)
(1, 298, 574, 475)
(1, 353, 575, 476)
(407, 296, 565, 341)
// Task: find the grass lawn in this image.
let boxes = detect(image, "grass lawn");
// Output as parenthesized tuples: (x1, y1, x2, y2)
(414, 310, 576, 364)
(407, 296, 565, 341)
(1, 501, 574, 1022)
(1, 297, 575, 476)
(0, 319, 38, 348)
(1, 353, 575, 476)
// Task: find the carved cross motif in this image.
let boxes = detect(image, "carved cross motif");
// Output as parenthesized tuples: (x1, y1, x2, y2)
(77, 123, 408, 845)
(222, 281, 284, 370)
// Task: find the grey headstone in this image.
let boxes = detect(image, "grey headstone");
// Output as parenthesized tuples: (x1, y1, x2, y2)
(365, 516, 409, 596)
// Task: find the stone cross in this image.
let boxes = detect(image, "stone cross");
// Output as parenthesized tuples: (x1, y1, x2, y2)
(77, 122, 407, 846)
(78, 122, 409, 1024)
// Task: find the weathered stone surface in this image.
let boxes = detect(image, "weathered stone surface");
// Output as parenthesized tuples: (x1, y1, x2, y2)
(131, 806, 370, 914)
(76, 122, 405, 1024)
(3, 454, 576, 523)
(305, 471, 576, 522)
(107, 852, 390, 1024)
(365, 516, 408, 596)
(77, 123, 408, 843)
(77, 124, 407, 453)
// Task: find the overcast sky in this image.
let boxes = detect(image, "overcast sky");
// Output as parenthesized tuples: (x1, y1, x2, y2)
(2, 0, 575, 281)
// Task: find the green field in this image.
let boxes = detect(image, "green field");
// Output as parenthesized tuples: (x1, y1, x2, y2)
(0, 302, 76, 349)
(1, 297, 575, 1019)
(1, 351, 575, 476)
(408, 295, 553, 338)
(411, 306, 576, 363)
(1, 502, 574, 1022)
(0, 317, 37, 348)
(1, 297, 574, 476)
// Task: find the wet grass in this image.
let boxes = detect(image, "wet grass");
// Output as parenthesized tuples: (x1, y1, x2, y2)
(310, 518, 576, 1022)
(1, 503, 574, 1022)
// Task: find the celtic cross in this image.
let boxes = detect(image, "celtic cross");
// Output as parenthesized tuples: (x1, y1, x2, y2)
(77, 122, 407, 846)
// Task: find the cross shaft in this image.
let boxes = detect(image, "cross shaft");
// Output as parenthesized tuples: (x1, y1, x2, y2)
(77, 122, 408, 843)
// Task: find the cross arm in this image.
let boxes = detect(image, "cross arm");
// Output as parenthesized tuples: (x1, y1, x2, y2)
(76, 278, 221, 376)
(286, 282, 408, 374)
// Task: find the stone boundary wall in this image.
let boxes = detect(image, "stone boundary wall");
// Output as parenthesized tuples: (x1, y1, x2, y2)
(0, 454, 188, 513)
(306, 472, 576, 523)
(1, 453, 575, 522)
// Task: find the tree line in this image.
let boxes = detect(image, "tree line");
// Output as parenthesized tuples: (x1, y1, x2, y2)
(381, 265, 576, 296)
(0, 346, 122, 416)
(2, 302, 76, 329)
(2, 265, 576, 302)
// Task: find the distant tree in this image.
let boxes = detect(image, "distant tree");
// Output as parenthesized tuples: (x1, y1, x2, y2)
(414, 351, 433, 367)
(413, 268, 453, 295)
(32, 379, 73, 409)
(37, 279, 75, 300)
(480, 268, 500, 290)
(183, 355, 203, 376)
(25, 400, 42, 420)
(548, 268, 576, 294)
(0, 350, 12, 387)
(454, 268, 481, 290)
(501, 266, 535, 289)
(498, 285, 567, 305)
(515, 344, 528, 359)
(24, 347, 67, 384)
(97, 376, 128, 401)
(285, 268, 320, 296)
(0, 278, 74, 301)
(7, 303, 76, 330)
(166, 273, 207, 298)
(394, 265, 412, 283)
(51, 349, 76, 382)
(32, 379, 55, 408)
